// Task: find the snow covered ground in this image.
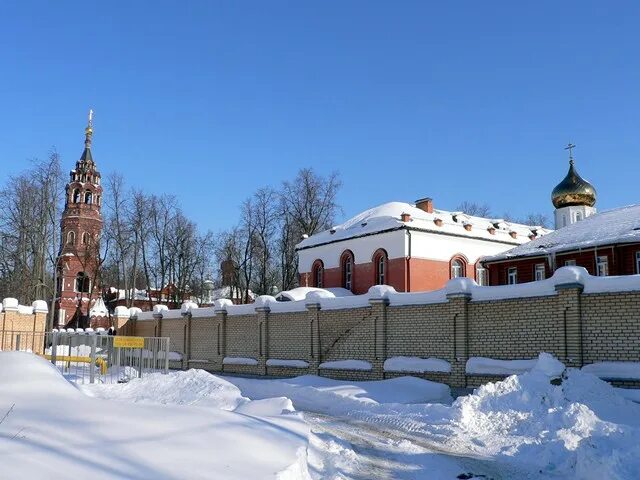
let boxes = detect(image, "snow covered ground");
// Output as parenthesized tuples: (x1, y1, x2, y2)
(3, 351, 640, 479)
(225, 354, 640, 479)
(0, 352, 309, 479)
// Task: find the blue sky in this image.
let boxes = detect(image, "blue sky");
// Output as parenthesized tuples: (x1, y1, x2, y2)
(1, 1, 638, 231)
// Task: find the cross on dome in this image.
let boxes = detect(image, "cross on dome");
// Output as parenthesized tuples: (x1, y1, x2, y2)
(564, 142, 576, 162)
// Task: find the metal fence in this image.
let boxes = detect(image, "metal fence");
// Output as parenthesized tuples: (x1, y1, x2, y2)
(2, 330, 171, 384)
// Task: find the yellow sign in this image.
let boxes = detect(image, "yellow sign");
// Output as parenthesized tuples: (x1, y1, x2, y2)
(114, 336, 145, 349)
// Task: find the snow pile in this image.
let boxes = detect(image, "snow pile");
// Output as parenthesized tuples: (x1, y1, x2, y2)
(223, 356, 258, 366)
(0, 352, 310, 479)
(227, 354, 640, 478)
(225, 374, 452, 413)
(319, 359, 372, 370)
(267, 359, 310, 368)
(450, 353, 640, 477)
(83, 369, 249, 411)
(582, 361, 640, 380)
(466, 356, 538, 375)
(384, 356, 451, 373)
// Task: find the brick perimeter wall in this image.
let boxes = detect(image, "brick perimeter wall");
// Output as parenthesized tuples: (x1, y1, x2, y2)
(129, 283, 640, 389)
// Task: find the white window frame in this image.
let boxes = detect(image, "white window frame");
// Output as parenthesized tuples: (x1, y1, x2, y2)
(376, 255, 386, 285)
(636, 251, 640, 274)
(451, 260, 463, 279)
(343, 256, 353, 291)
(507, 267, 517, 285)
(534, 263, 545, 281)
(565, 259, 576, 266)
(596, 256, 608, 277)
(476, 266, 488, 286)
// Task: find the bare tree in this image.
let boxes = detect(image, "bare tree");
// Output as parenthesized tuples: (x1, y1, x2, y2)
(502, 211, 550, 228)
(278, 168, 341, 290)
(455, 201, 492, 218)
(0, 153, 63, 319)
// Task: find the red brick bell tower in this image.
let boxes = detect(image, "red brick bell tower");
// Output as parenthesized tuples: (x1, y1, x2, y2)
(55, 110, 104, 327)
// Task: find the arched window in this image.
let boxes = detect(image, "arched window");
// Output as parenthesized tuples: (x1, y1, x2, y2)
(450, 258, 465, 279)
(84, 191, 93, 204)
(96, 195, 101, 206)
(341, 251, 354, 291)
(312, 260, 324, 288)
(82, 232, 90, 245)
(372, 249, 388, 285)
(72, 188, 80, 203)
(66, 231, 76, 245)
(76, 272, 91, 293)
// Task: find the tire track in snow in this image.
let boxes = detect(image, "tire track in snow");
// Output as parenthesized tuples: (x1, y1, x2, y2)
(304, 412, 511, 480)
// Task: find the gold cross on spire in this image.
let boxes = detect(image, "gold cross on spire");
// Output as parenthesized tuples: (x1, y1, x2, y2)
(84, 108, 94, 149)
(565, 143, 576, 163)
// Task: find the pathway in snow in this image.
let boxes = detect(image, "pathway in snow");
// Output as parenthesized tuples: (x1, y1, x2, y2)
(305, 412, 505, 480)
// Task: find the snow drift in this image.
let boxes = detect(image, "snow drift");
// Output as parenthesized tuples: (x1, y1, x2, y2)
(229, 353, 640, 479)
(0, 352, 310, 480)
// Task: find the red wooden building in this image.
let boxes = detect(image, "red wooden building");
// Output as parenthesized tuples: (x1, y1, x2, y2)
(483, 152, 640, 284)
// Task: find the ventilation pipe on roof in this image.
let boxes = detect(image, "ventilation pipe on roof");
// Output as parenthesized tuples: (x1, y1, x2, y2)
(400, 212, 411, 222)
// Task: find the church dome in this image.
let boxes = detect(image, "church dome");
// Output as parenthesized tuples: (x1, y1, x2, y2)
(551, 159, 596, 209)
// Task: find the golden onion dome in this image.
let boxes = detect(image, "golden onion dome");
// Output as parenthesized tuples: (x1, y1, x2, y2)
(551, 159, 596, 209)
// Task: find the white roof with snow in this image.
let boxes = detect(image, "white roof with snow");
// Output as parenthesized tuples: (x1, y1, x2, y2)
(484, 204, 640, 262)
(89, 297, 108, 317)
(275, 287, 354, 302)
(296, 201, 550, 250)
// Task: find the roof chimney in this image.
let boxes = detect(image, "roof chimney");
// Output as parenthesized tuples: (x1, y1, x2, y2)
(400, 212, 411, 222)
(415, 197, 433, 213)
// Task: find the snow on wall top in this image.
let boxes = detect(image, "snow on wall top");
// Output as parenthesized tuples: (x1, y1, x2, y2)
(296, 201, 551, 250)
(126, 267, 640, 319)
(484, 204, 640, 262)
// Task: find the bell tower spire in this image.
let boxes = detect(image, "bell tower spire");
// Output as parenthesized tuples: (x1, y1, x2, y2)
(80, 108, 95, 163)
(55, 110, 104, 328)
(85, 109, 94, 148)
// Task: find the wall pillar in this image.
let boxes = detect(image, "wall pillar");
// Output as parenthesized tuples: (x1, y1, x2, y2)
(447, 292, 471, 388)
(213, 308, 227, 372)
(555, 282, 584, 367)
(113, 310, 131, 334)
(306, 302, 321, 374)
(182, 311, 192, 369)
(369, 297, 389, 379)
(256, 306, 270, 375)
(153, 313, 163, 338)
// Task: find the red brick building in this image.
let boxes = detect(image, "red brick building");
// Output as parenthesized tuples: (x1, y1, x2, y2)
(483, 152, 640, 284)
(296, 198, 550, 294)
(483, 205, 640, 284)
(55, 111, 104, 327)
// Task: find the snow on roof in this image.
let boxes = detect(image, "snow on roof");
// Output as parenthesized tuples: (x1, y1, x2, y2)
(296, 201, 551, 250)
(275, 287, 354, 302)
(484, 204, 640, 262)
(89, 297, 108, 317)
